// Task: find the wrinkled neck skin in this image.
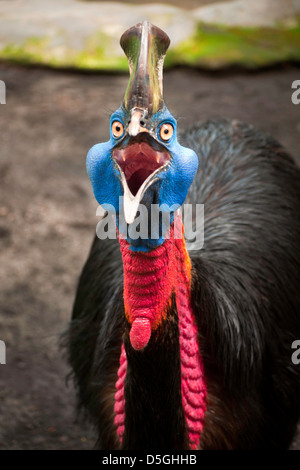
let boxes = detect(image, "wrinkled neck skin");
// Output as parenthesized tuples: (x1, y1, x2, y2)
(120, 214, 184, 349)
(114, 213, 207, 450)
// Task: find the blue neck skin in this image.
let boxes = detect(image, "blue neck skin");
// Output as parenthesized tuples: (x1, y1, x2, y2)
(86, 105, 198, 252)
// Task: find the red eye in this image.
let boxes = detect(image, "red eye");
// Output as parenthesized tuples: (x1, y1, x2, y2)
(159, 123, 174, 141)
(112, 121, 124, 138)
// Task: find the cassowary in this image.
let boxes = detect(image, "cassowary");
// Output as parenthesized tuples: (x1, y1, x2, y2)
(66, 22, 300, 450)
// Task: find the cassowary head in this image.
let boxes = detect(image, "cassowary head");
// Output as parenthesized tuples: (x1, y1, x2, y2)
(87, 21, 198, 251)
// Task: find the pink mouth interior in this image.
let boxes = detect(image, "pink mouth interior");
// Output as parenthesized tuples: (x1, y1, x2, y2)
(113, 142, 170, 196)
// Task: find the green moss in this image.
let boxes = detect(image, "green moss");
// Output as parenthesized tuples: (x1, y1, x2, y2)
(72, 31, 129, 71)
(0, 33, 130, 71)
(165, 21, 300, 69)
(0, 37, 50, 65)
(1, 21, 300, 71)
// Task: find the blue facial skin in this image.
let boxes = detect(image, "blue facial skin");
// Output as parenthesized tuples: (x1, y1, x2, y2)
(86, 105, 198, 251)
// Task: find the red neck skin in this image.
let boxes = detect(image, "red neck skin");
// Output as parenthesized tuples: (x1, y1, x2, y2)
(114, 215, 207, 449)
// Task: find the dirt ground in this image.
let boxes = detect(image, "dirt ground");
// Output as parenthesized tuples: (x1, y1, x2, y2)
(0, 63, 299, 450)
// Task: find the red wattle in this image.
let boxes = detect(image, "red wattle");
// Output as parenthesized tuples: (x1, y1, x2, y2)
(130, 317, 151, 350)
(119, 224, 178, 348)
(114, 215, 207, 449)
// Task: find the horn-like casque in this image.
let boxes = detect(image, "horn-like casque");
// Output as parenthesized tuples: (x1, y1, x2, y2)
(120, 21, 170, 116)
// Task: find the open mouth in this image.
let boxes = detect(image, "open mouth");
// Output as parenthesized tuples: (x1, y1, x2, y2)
(113, 138, 170, 196)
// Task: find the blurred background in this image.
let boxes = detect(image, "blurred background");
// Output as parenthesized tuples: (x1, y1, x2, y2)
(0, 0, 299, 449)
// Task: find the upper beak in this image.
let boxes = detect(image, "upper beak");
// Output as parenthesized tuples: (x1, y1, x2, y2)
(127, 109, 149, 137)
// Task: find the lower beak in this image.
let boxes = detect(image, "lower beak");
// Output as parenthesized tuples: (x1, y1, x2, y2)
(112, 139, 170, 224)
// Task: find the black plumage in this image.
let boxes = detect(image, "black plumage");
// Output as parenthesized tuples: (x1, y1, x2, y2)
(66, 118, 300, 449)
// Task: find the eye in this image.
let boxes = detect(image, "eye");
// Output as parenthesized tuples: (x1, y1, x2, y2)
(112, 120, 124, 138)
(159, 123, 174, 142)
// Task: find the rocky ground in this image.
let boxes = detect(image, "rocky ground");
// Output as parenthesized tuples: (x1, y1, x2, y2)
(0, 62, 299, 449)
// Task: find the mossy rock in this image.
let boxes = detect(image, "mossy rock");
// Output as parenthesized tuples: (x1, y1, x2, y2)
(1, 20, 300, 71)
(166, 20, 300, 69)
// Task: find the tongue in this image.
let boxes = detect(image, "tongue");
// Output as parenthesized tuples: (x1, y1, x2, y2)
(130, 318, 152, 350)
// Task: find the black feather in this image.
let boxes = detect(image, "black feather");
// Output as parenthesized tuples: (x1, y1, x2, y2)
(65, 119, 300, 449)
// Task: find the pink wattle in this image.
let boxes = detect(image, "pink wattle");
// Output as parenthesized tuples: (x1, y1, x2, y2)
(114, 216, 207, 449)
(176, 242, 207, 450)
(130, 318, 151, 350)
(114, 343, 127, 443)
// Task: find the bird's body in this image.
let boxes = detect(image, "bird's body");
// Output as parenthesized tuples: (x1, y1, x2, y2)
(66, 22, 300, 450)
(67, 118, 300, 449)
